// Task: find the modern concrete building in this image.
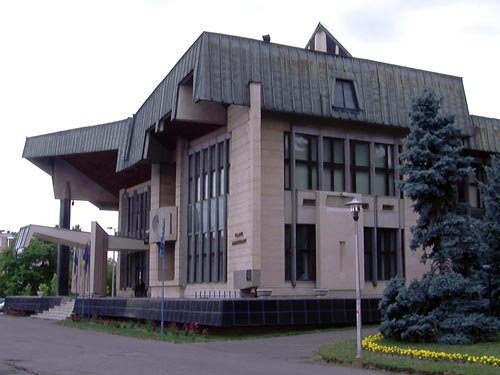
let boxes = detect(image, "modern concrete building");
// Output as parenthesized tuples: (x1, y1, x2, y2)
(0, 230, 15, 252)
(17, 24, 500, 304)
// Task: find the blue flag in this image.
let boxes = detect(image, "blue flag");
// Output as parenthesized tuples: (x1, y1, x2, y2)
(73, 248, 78, 275)
(160, 219, 165, 260)
(83, 243, 90, 273)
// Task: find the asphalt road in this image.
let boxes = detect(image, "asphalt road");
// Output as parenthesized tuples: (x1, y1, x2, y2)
(0, 314, 390, 375)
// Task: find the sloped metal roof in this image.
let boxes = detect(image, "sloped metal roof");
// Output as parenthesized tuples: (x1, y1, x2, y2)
(23, 119, 130, 166)
(25, 29, 497, 174)
(467, 115, 500, 154)
(121, 31, 473, 171)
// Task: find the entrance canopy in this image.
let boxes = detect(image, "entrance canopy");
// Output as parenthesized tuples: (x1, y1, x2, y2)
(15, 222, 149, 297)
(14, 224, 148, 252)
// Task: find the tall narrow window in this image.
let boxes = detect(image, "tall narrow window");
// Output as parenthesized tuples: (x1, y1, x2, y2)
(296, 224, 316, 281)
(284, 133, 291, 190)
(284, 224, 291, 281)
(363, 227, 399, 282)
(333, 79, 358, 110)
(377, 228, 398, 281)
(187, 138, 229, 284)
(295, 134, 318, 190)
(363, 227, 374, 281)
(374, 143, 395, 196)
(323, 137, 345, 191)
(351, 141, 370, 194)
(468, 163, 486, 208)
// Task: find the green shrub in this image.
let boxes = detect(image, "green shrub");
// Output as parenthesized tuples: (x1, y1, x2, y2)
(379, 274, 500, 344)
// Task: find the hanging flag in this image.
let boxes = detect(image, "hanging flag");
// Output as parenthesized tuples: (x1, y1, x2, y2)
(73, 248, 79, 275)
(160, 218, 165, 260)
(83, 243, 90, 273)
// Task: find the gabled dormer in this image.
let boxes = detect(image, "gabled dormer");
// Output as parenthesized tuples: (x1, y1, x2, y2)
(305, 22, 352, 57)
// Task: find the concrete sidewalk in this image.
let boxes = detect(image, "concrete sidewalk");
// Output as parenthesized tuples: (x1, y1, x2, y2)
(0, 314, 388, 375)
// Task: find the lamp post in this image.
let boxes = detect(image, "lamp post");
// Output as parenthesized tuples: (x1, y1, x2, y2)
(345, 198, 363, 359)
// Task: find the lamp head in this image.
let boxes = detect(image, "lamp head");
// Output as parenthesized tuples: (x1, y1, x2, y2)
(345, 198, 363, 222)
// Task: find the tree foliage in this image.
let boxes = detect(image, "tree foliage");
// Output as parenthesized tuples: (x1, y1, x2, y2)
(480, 155, 500, 315)
(380, 276, 499, 344)
(399, 89, 473, 270)
(380, 89, 499, 344)
(0, 238, 57, 296)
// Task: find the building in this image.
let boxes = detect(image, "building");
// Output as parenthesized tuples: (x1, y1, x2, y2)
(0, 230, 15, 252)
(17, 24, 500, 303)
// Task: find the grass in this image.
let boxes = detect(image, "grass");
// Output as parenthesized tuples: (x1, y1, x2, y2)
(60, 318, 352, 344)
(320, 336, 500, 375)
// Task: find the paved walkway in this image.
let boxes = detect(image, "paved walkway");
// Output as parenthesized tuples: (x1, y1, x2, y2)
(0, 314, 391, 375)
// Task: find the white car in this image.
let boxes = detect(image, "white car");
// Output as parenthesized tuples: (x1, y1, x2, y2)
(0, 298, 4, 312)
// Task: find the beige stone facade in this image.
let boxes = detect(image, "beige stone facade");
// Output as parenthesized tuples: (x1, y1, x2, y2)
(112, 78, 432, 300)
(22, 25, 497, 299)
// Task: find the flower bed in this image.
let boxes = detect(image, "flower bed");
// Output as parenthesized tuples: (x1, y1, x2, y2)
(362, 333, 500, 366)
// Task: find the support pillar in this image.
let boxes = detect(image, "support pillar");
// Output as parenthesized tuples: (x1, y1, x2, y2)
(57, 198, 71, 296)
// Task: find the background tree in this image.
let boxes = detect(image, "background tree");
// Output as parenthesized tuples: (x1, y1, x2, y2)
(380, 89, 499, 344)
(480, 155, 500, 315)
(0, 239, 56, 296)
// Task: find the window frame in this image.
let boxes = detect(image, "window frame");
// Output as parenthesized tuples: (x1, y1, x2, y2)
(322, 137, 345, 192)
(187, 136, 230, 284)
(350, 140, 371, 194)
(374, 143, 395, 197)
(294, 133, 319, 190)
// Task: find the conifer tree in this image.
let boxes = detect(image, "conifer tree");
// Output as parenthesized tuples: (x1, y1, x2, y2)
(399, 89, 473, 272)
(480, 155, 500, 315)
(379, 90, 499, 344)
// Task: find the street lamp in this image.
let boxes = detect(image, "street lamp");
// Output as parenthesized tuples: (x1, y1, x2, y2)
(345, 198, 363, 359)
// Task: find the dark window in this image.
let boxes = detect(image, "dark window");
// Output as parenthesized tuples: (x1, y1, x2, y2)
(284, 224, 291, 281)
(296, 224, 316, 281)
(323, 137, 345, 191)
(468, 164, 486, 208)
(377, 229, 398, 280)
(187, 138, 229, 283)
(284, 224, 316, 282)
(364, 227, 374, 281)
(284, 133, 290, 190)
(364, 227, 400, 281)
(374, 143, 395, 196)
(333, 79, 358, 110)
(120, 187, 151, 240)
(295, 134, 318, 190)
(351, 141, 370, 194)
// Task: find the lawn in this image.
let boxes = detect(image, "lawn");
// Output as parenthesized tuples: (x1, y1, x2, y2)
(60, 318, 351, 344)
(320, 335, 500, 375)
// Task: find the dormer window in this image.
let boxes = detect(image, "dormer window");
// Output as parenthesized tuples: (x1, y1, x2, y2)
(333, 79, 358, 110)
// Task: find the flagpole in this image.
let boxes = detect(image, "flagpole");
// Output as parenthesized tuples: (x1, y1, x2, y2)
(74, 248, 78, 311)
(81, 253, 85, 317)
(160, 219, 165, 335)
(88, 249, 91, 320)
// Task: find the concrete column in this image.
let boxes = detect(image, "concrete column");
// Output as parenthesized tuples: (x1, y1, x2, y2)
(57, 198, 71, 296)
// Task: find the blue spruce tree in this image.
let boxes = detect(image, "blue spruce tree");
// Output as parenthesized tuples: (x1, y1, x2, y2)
(379, 90, 499, 344)
(480, 155, 500, 316)
(399, 89, 473, 271)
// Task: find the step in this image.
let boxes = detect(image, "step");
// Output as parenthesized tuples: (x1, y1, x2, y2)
(32, 299, 75, 321)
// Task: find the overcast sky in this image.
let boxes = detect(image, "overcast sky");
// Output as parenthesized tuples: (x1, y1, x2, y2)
(1, 0, 499, 234)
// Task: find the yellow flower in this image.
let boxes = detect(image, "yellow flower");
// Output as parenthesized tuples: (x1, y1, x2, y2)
(361, 334, 500, 366)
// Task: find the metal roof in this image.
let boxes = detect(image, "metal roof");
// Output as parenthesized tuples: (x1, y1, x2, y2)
(23, 119, 131, 164)
(121, 31, 474, 171)
(467, 115, 500, 154)
(24, 29, 497, 173)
